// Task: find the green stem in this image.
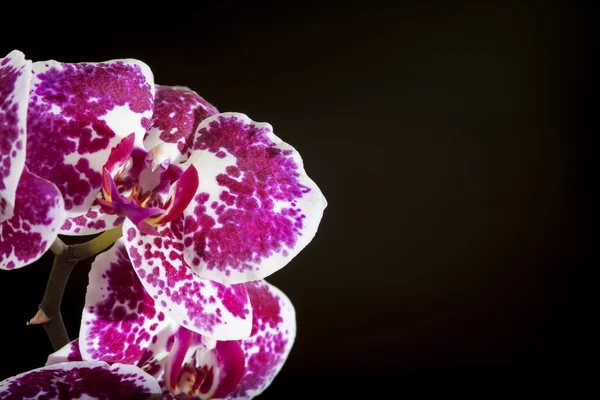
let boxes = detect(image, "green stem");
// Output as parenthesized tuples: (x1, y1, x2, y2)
(69, 225, 123, 260)
(29, 226, 123, 351)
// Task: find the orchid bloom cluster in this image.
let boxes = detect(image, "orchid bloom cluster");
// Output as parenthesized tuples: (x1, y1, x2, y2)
(0, 50, 326, 399)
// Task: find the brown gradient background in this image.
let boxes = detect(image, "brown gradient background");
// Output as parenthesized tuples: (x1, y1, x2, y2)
(0, 1, 592, 397)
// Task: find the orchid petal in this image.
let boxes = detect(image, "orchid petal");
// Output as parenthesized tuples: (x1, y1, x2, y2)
(123, 219, 252, 340)
(46, 339, 82, 365)
(179, 113, 327, 284)
(0, 361, 160, 399)
(80, 240, 175, 366)
(0, 50, 31, 223)
(227, 280, 296, 399)
(26, 58, 155, 216)
(0, 167, 65, 270)
(144, 85, 218, 165)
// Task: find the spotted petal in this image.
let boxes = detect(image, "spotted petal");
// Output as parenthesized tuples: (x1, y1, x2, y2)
(0, 50, 31, 222)
(123, 219, 252, 340)
(144, 85, 218, 166)
(26, 57, 155, 216)
(227, 280, 296, 399)
(0, 167, 65, 270)
(80, 240, 176, 366)
(180, 113, 327, 284)
(0, 361, 160, 399)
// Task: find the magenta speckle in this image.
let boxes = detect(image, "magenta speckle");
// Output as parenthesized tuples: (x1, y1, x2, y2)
(127, 228, 136, 242)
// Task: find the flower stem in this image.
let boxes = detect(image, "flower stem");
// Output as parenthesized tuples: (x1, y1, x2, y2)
(34, 237, 77, 351)
(69, 225, 122, 261)
(29, 226, 123, 351)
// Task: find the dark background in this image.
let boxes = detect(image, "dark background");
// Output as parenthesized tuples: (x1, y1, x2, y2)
(0, 1, 592, 397)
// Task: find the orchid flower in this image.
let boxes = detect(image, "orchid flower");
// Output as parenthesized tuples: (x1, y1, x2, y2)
(1, 49, 155, 270)
(43, 240, 296, 399)
(0, 50, 326, 336)
(1, 49, 318, 398)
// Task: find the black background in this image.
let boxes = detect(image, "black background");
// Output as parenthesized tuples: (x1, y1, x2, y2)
(0, 1, 592, 398)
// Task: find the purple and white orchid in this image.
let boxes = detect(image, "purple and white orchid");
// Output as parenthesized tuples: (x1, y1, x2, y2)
(0, 49, 323, 399)
(40, 240, 296, 399)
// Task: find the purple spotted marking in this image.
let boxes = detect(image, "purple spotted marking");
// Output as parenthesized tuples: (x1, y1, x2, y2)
(0, 167, 65, 270)
(0, 361, 160, 399)
(25, 58, 154, 216)
(229, 280, 296, 399)
(80, 240, 171, 365)
(0, 50, 30, 221)
(144, 85, 218, 163)
(123, 219, 252, 340)
(179, 112, 327, 284)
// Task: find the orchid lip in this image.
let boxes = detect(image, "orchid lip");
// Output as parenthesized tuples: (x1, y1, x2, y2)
(162, 328, 244, 399)
(99, 137, 199, 234)
(175, 363, 214, 397)
(99, 171, 163, 224)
